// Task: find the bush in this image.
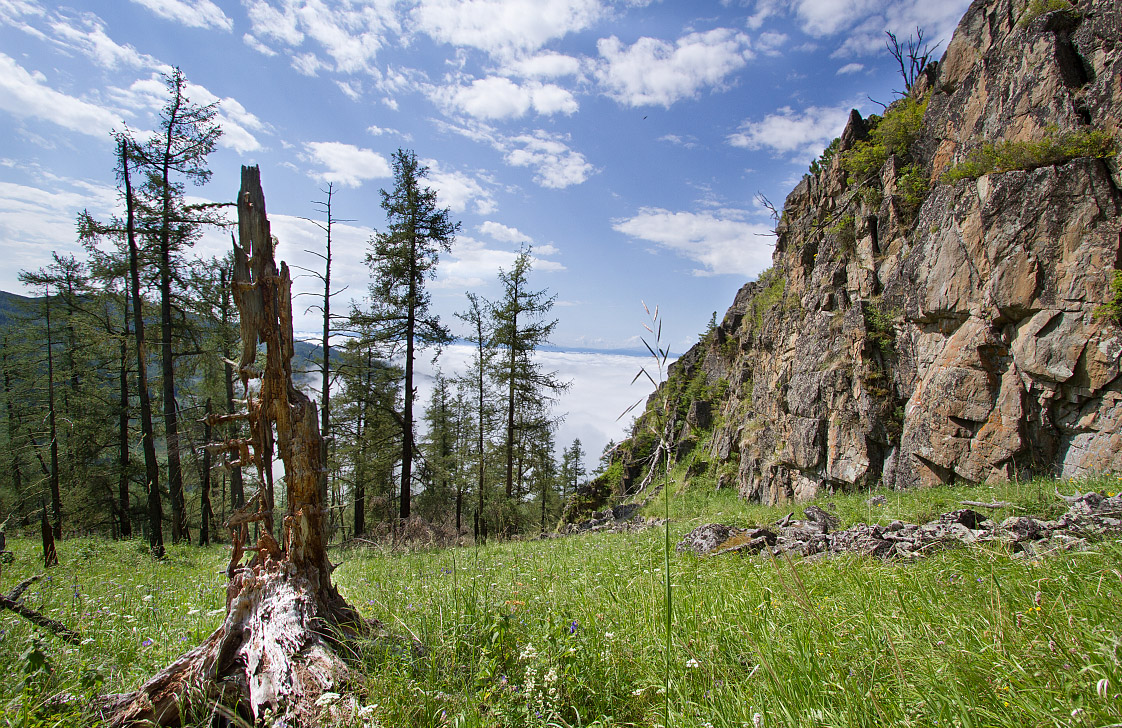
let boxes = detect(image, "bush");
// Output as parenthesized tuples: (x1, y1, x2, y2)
(896, 163, 930, 212)
(841, 94, 929, 184)
(941, 127, 1116, 183)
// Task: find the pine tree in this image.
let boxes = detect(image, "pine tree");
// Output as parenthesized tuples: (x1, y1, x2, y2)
(355, 149, 459, 520)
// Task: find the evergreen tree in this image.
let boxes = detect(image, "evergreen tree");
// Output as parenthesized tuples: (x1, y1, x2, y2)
(354, 149, 459, 520)
(490, 247, 568, 532)
(560, 438, 586, 501)
(131, 67, 223, 543)
(456, 292, 497, 540)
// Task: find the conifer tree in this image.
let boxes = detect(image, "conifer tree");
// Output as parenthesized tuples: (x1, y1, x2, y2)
(491, 247, 568, 531)
(355, 149, 458, 520)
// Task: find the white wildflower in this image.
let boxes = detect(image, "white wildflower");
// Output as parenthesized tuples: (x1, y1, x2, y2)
(686, 657, 700, 669)
(520, 643, 538, 661)
(604, 632, 615, 639)
(753, 712, 764, 728)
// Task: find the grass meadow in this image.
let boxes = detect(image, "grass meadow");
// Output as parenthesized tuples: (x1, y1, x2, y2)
(2, 475, 1121, 727)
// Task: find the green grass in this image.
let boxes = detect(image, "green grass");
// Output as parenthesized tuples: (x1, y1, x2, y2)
(2, 475, 1122, 726)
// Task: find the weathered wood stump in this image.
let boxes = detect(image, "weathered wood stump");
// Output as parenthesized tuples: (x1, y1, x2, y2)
(106, 166, 376, 727)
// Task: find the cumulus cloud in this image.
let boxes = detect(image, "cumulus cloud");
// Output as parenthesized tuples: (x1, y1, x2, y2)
(433, 76, 578, 120)
(728, 104, 852, 161)
(836, 62, 864, 74)
(504, 131, 594, 189)
(596, 28, 753, 108)
(303, 141, 392, 187)
(479, 221, 531, 244)
(0, 53, 125, 138)
(413, 0, 603, 59)
(128, 0, 233, 31)
(613, 207, 774, 277)
(424, 160, 496, 215)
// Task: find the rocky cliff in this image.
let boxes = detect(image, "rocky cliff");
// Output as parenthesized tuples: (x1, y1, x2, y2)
(584, 0, 1122, 513)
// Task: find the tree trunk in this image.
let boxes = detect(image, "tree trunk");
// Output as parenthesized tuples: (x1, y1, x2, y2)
(220, 266, 245, 509)
(40, 504, 57, 568)
(122, 140, 164, 559)
(44, 290, 62, 539)
(200, 399, 213, 546)
(106, 165, 378, 727)
(118, 299, 133, 539)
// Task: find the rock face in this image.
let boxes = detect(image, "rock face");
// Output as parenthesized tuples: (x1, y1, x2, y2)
(599, 0, 1122, 508)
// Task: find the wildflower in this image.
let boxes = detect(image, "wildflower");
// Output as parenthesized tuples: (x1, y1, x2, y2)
(604, 632, 614, 639)
(568, 620, 579, 634)
(686, 658, 700, 669)
(753, 712, 763, 728)
(520, 644, 538, 661)
(141, 638, 153, 647)
(631, 688, 644, 696)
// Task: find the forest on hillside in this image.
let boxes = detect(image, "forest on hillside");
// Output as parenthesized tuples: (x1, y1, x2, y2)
(0, 69, 590, 553)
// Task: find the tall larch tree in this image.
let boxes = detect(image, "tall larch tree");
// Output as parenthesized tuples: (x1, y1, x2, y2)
(357, 149, 458, 520)
(491, 247, 568, 530)
(132, 67, 222, 543)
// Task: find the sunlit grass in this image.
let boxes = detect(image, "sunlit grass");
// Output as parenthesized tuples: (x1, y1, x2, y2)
(2, 474, 1121, 726)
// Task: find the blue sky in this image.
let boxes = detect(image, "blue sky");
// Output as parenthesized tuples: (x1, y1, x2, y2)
(0, 0, 971, 465)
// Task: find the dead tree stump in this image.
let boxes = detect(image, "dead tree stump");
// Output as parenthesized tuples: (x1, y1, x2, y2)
(106, 166, 376, 727)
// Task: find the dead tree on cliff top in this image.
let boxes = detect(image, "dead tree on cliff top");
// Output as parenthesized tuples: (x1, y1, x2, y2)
(105, 165, 376, 727)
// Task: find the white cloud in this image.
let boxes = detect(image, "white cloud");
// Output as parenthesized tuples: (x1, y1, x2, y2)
(836, 62, 864, 74)
(434, 76, 578, 120)
(434, 234, 563, 290)
(507, 51, 583, 79)
(128, 0, 233, 31)
(413, 0, 603, 59)
(0, 53, 125, 138)
(0, 177, 118, 292)
(243, 32, 278, 56)
(728, 104, 852, 160)
(795, 0, 880, 36)
(244, 0, 400, 77)
(424, 161, 496, 215)
(613, 207, 774, 277)
(504, 131, 594, 189)
(596, 28, 753, 108)
(303, 142, 392, 187)
(48, 12, 156, 69)
(479, 221, 531, 244)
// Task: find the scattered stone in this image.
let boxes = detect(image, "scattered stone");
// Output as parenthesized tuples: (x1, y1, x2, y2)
(866, 495, 887, 506)
(683, 492, 1122, 561)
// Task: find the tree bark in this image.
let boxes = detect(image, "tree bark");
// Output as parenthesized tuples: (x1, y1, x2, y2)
(118, 298, 133, 539)
(43, 289, 62, 539)
(200, 398, 213, 546)
(107, 165, 376, 728)
(122, 140, 164, 559)
(220, 265, 245, 509)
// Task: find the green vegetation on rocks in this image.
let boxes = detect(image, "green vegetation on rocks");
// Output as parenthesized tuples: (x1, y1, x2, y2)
(841, 94, 929, 185)
(941, 127, 1117, 183)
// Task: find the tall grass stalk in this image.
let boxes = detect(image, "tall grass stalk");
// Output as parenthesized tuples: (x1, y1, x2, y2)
(622, 301, 674, 727)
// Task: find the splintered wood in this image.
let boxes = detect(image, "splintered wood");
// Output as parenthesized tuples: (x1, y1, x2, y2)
(105, 166, 372, 728)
